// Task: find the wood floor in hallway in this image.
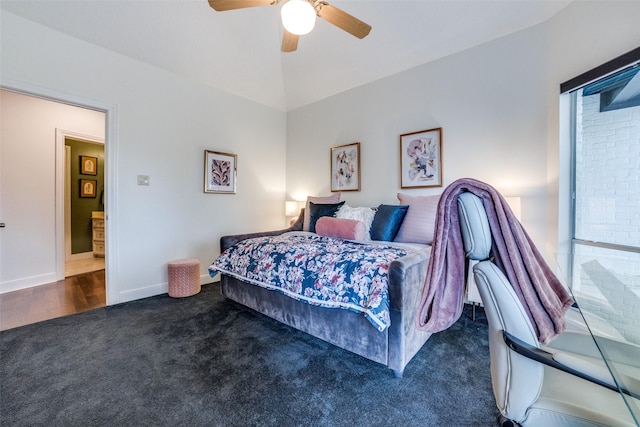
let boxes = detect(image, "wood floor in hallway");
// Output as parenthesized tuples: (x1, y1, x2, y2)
(0, 266, 105, 331)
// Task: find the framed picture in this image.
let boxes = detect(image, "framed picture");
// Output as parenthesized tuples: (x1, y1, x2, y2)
(80, 156, 98, 176)
(330, 142, 361, 192)
(80, 179, 97, 198)
(204, 150, 237, 194)
(399, 127, 442, 188)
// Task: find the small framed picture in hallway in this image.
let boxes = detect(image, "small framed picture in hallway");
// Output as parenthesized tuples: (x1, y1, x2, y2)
(80, 155, 98, 176)
(80, 179, 97, 198)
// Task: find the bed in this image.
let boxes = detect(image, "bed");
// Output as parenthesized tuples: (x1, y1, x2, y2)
(209, 207, 435, 377)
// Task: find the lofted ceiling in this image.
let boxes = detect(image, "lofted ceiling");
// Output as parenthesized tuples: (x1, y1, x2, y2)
(1, 0, 571, 111)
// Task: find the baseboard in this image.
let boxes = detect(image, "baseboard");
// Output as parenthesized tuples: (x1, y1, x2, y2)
(117, 282, 167, 304)
(67, 252, 94, 261)
(201, 273, 218, 285)
(115, 274, 219, 304)
(0, 272, 58, 294)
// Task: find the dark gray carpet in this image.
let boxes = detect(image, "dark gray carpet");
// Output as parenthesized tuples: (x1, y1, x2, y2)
(1, 283, 498, 426)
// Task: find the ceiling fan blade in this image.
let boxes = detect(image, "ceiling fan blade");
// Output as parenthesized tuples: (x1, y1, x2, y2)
(208, 0, 274, 12)
(317, 2, 371, 39)
(281, 29, 299, 52)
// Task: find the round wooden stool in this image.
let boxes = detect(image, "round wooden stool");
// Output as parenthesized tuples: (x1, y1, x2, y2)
(168, 258, 201, 298)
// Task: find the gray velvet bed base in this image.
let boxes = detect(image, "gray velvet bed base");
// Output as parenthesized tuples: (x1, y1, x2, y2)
(218, 212, 433, 377)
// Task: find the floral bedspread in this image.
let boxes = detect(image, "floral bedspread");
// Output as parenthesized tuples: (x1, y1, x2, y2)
(208, 232, 413, 331)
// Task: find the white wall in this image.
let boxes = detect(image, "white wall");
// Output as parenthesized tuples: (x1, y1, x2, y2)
(1, 11, 287, 303)
(286, 0, 640, 260)
(287, 20, 551, 248)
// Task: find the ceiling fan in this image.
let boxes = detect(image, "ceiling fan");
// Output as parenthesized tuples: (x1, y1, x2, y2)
(208, 0, 372, 52)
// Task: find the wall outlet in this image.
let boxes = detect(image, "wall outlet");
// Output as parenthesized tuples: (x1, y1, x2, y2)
(137, 175, 150, 186)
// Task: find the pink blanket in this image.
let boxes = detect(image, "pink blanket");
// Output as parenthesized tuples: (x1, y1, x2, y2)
(416, 178, 573, 344)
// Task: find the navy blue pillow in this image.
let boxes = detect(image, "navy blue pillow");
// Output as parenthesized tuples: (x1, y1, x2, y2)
(370, 205, 409, 241)
(308, 201, 346, 233)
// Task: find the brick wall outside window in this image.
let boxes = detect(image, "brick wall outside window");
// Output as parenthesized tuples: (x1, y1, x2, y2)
(572, 92, 639, 343)
(575, 93, 639, 247)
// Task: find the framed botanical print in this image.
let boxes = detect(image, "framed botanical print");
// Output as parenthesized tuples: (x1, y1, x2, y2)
(80, 155, 98, 176)
(204, 150, 237, 194)
(80, 179, 97, 197)
(399, 127, 442, 188)
(330, 142, 361, 192)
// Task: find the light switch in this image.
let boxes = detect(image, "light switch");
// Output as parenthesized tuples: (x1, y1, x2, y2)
(137, 175, 150, 186)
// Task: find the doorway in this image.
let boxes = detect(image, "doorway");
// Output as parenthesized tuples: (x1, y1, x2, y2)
(0, 88, 113, 326)
(61, 134, 106, 277)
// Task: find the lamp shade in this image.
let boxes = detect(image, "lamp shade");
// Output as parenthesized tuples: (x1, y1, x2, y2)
(281, 0, 316, 36)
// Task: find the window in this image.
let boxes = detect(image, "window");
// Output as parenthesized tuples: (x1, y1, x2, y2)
(560, 48, 640, 302)
(582, 66, 640, 112)
(560, 50, 640, 412)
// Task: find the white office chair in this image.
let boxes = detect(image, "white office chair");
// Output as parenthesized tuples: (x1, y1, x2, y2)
(457, 192, 638, 427)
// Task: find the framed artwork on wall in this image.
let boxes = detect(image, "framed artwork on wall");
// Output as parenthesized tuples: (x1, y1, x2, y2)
(80, 155, 98, 175)
(80, 179, 97, 198)
(399, 127, 442, 188)
(204, 150, 237, 194)
(330, 142, 361, 192)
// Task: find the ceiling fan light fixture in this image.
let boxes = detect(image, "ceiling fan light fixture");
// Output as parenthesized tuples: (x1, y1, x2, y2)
(281, 0, 316, 36)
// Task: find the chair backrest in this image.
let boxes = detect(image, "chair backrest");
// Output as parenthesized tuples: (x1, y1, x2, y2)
(457, 192, 544, 422)
(457, 192, 491, 261)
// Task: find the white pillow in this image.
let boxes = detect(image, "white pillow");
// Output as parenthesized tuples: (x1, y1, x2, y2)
(394, 193, 440, 244)
(336, 204, 376, 241)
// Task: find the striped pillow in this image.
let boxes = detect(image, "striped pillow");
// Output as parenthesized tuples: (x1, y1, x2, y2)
(394, 193, 440, 245)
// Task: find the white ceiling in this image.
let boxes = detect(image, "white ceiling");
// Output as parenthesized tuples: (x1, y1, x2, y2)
(1, 0, 572, 111)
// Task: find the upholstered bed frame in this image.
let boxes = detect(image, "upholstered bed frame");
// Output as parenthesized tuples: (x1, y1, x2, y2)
(218, 211, 433, 377)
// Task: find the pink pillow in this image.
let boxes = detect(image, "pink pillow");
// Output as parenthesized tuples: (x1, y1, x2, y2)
(303, 193, 341, 231)
(394, 193, 440, 244)
(315, 217, 367, 241)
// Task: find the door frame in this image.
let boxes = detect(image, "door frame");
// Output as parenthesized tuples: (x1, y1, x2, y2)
(57, 130, 104, 267)
(1, 78, 118, 305)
